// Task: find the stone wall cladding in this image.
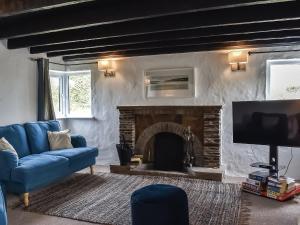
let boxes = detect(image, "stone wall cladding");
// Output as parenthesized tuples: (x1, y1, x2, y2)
(119, 110, 135, 149)
(203, 109, 221, 167)
(118, 106, 222, 168)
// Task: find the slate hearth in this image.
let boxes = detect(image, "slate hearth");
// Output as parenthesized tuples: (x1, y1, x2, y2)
(117, 106, 222, 168)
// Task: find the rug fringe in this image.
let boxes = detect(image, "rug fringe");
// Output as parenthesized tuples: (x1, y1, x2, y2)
(238, 192, 252, 225)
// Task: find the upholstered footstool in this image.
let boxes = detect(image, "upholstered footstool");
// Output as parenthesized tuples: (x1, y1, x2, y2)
(131, 184, 189, 225)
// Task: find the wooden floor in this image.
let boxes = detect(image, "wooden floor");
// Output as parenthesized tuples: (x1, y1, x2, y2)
(7, 166, 300, 225)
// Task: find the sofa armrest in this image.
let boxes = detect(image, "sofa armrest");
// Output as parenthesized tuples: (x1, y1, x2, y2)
(0, 151, 18, 181)
(71, 135, 87, 148)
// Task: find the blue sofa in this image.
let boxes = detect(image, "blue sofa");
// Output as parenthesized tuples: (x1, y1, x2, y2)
(0, 120, 98, 207)
(0, 184, 7, 225)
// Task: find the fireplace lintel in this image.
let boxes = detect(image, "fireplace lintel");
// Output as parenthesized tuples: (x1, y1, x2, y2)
(117, 105, 222, 113)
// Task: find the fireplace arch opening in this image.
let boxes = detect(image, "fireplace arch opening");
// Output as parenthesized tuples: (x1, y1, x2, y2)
(153, 132, 185, 171)
(135, 122, 203, 166)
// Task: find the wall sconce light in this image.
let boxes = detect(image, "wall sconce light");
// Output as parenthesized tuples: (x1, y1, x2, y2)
(228, 51, 248, 71)
(98, 59, 115, 77)
(144, 78, 150, 86)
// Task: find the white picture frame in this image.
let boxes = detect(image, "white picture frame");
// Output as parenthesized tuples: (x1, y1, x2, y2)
(144, 68, 195, 98)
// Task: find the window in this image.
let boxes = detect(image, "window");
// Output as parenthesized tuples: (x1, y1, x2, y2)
(267, 59, 300, 100)
(49, 70, 92, 118)
(50, 76, 62, 116)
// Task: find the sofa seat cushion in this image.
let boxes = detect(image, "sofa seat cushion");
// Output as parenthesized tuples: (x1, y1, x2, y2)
(42, 147, 98, 164)
(11, 154, 69, 185)
(24, 121, 61, 154)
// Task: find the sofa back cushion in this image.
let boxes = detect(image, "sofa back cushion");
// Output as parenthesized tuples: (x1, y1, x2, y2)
(24, 121, 61, 154)
(0, 124, 31, 158)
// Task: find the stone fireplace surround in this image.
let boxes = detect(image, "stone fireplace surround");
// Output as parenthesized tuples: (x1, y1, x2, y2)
(117, 106, 222, 168)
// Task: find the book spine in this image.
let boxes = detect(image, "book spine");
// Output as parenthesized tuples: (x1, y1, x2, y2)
(267, 181, 282, 188)
(249, 174, 267, 183)
(246, 178, 261, 186)
(242, 182, 261, 191)
(268, 177, 279, 183)
(267, 186, 285, 194)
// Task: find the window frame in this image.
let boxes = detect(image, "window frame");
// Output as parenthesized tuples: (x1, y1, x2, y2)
(49, 69, 92, 119)
(266, 59, 300, 100)
(49, 70, 64, 118)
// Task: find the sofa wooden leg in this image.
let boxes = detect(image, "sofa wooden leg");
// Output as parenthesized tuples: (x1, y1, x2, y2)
(23, 193, 29, 207)
(90, 165, 95, 175)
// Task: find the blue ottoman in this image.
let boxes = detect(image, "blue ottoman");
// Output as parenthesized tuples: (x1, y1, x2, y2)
(131, 184, 189, 225)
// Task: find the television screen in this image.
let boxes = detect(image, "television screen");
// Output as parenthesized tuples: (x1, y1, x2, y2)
(232, 100, 300, 147)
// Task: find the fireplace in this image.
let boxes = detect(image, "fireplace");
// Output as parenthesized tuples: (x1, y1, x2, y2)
(154, 132, 184, 171)
(117, 106, 222, 169)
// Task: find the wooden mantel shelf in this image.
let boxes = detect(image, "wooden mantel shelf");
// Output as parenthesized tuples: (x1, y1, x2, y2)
(117, 105, 222, 110)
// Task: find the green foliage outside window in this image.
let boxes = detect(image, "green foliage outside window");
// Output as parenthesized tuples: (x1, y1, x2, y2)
(69, 74, 91, 116)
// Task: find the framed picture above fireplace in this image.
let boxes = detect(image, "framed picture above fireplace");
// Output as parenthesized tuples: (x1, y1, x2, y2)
(144, 68, 195, 98)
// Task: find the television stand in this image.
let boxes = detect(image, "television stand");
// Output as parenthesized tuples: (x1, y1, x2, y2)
(250, 162, 285, 171)
(250, 145, 280, 178)
(250, 162, 285, 169)
(243, 145, 300, 201)
(250, 145, 281, 178)
(269, 145, 279, 178)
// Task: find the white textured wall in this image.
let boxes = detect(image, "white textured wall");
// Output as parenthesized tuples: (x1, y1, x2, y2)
(65, 46, 300, 179)
(0, 42, 37, 125)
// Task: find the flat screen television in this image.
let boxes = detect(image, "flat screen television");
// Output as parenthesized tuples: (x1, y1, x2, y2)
(232, 100, 300, 147)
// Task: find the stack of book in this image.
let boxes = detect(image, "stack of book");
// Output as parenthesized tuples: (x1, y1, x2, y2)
(267, 176, 296, 199)
(241, 171, 299, 201)
(241, 171, 269, 195)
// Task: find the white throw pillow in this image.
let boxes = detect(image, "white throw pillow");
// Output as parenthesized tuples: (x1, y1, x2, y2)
(48, 129, 73, 150)
(0, 137, 18, 157)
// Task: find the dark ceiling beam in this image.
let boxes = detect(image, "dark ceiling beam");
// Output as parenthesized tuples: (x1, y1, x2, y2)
(46, 30, 300, 57)
(62, 40, 298, 61)
(0, 0, 95, 18)
(30, 20, 300, 54)
(7, 1, 300, 49)
(0, 0, 292, 38)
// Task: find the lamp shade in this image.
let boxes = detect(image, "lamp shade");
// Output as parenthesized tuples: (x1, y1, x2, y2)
(98, 60, 112, 71)
(228, 51, 248, 64)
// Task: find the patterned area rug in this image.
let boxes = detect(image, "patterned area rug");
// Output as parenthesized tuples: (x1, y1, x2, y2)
(18, 173, 250, 225)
